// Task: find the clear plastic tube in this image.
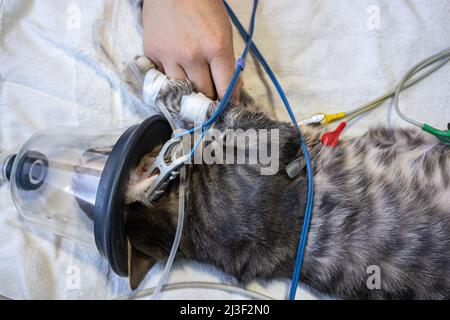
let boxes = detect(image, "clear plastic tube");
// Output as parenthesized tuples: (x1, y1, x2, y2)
(150, 166, 186, 300)
(116, 281, 275, 300)
(91, 19, 188, 300)
(138, 71, 187, 300)
(142, 71, 186, 301)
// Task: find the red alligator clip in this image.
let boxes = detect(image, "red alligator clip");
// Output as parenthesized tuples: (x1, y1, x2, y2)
(321, 121, 347, 147)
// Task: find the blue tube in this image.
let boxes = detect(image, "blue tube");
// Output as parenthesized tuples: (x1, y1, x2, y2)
(223, 1, 315, 300)
(178, 0, 314, 300)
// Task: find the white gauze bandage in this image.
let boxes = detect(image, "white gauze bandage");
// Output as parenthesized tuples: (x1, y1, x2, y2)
(143, 69, 168, 105)
(180, 92, 211, 123)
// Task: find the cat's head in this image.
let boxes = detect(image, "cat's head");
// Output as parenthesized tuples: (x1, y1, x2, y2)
(125, 145, 180, 290)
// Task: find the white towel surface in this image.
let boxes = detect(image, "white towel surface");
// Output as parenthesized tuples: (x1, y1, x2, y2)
(0, 0, 449, 299)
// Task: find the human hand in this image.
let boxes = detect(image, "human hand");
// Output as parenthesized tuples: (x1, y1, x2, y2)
(142, 0, 240, 100)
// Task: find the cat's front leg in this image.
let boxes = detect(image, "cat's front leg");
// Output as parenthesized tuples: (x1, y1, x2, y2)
(128, 56, 197, 116)
(131, 56, 263, 126)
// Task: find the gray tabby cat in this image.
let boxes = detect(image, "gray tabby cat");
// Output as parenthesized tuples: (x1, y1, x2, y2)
(117, 58, 450, 299)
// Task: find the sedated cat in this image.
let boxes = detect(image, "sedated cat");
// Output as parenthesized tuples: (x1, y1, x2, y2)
(80, 57, 450, 299)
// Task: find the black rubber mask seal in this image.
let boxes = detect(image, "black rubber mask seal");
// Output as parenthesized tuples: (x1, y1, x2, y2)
(94, 115, 172, 276)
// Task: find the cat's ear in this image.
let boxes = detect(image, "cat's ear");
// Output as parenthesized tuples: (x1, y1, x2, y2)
(127, 240, 158, 290)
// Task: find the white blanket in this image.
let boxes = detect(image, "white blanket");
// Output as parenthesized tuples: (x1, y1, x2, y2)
(0, 0, 449, 299)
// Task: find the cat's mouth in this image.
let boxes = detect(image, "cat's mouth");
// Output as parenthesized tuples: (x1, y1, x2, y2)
(124, 144, 166, 205)
(125, 162, 160, 205)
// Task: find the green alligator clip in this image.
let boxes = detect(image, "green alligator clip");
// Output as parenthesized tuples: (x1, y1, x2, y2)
(422, 124, 450, 145)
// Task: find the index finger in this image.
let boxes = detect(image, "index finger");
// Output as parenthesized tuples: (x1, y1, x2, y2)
(209, 50, 241, 101)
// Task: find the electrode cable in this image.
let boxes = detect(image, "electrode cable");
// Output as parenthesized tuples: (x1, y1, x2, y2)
(393, 47, 450, 127)
(346, 49, 450, 123)
(139, 0, 313, 300)
(300, 47, 450, 135)
(223, 1, 315, 300)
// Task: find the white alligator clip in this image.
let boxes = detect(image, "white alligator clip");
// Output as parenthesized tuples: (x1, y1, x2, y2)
(299, 114, 325, 126)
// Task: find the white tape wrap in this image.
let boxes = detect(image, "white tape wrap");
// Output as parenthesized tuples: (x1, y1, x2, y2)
(180, 92, 211, 123)
(143, 69, 168, 105)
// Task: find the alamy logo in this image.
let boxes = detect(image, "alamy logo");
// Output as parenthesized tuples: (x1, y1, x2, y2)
(366, 265, 381, 290)
(66, 4, 81, 31)
(366, 5, 381, 30)
(177, 126, 280, 176)
(66, 264, 81, 290)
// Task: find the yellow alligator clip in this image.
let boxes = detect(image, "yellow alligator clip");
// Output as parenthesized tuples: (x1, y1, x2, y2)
(321, 112, 346, 125)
